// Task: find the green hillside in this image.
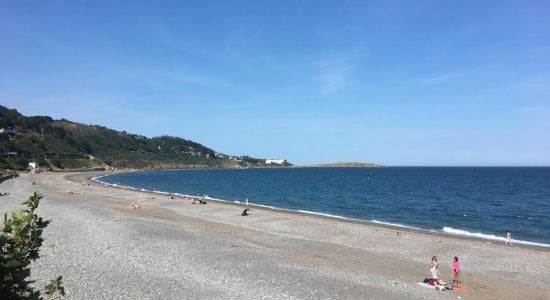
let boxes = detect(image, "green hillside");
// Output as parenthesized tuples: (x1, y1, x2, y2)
(0, 105, 283, 170)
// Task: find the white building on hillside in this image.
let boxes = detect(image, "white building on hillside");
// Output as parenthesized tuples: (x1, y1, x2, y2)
(265, 159, 286, 165)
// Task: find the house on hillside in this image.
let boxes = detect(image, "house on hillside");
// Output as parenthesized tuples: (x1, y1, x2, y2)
(3, 152, 18, 159)
(0, 127, 16, 135)
(28, 162, 37, 174)
(265, 159, 286, 165)
(28, 162, 51, 174)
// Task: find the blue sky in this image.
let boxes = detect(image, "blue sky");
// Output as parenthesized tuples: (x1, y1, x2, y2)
(1, 1, 549, 165)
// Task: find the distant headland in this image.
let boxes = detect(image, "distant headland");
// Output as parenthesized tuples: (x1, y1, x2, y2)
(0, 105, 290, 171)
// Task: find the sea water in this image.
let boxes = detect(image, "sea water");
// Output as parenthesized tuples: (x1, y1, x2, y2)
(95, 167, 550, 247)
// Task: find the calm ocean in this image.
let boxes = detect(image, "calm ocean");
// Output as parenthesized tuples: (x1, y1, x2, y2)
(95, 167, 550, 247)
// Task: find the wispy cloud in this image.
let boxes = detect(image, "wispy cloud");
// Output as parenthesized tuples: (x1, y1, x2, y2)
(414, 73, 458, 85)
(318, 58, 352, 96)
(118, 69, 231, 95)
(2, 26, 76, 57)
(150, 71, 230, 88)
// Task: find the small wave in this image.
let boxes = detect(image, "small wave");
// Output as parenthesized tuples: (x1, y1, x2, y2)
(298, 210, 359, 221)
(371, 220, 421, 230)
(198, 195, 225, 202)
(252, 203, 285, 210)
(91, 174, 108, 181)
(442, 227, 550, 247)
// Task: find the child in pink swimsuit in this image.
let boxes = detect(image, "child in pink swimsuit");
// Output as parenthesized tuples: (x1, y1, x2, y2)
(452, 256, 461, 284)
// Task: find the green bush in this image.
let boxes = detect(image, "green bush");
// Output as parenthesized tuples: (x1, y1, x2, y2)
(0, 192, 64, 299)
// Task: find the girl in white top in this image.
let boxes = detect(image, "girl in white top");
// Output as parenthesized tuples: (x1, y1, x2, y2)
(431, 256, 440, 280)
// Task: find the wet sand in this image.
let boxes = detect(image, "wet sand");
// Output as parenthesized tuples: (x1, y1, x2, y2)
(1, 171, 549, 299)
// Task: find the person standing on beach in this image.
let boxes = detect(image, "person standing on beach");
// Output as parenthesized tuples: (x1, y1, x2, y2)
(506, 231, 513, 245)
(452, 257, 461, 284)
(430, 256, 440, 282)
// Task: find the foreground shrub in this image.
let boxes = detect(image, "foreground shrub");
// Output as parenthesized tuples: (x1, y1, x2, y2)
(0, 192, 64, 299)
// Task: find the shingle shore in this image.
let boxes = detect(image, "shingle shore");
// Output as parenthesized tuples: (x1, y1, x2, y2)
(1, 172, 548, 299)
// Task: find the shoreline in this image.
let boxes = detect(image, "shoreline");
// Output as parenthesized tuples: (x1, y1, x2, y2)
(3, 171, 549, 299)
(87, 170, 550, 251)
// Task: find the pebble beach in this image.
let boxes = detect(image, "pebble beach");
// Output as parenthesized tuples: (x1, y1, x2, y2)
(1, 171, 549, 299)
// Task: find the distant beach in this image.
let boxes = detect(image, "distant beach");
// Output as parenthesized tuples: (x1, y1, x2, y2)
(0, 171, 548, 299)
